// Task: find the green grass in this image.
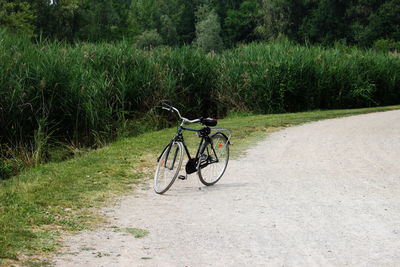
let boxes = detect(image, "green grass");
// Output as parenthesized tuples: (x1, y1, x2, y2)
(0, 105, 399, 264)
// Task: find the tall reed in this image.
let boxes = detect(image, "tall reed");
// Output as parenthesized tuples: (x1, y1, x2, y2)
(1, 31, 399, 178)
(218, 40, 400, 113)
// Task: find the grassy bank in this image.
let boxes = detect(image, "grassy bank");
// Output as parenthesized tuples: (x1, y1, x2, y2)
(0, 106, 399, 265)
(1, 30, 400, 178)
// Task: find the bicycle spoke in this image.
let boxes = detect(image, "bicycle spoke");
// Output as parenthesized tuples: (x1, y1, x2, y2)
(154, 142, 183, 194)
(198, 133, 229, 186)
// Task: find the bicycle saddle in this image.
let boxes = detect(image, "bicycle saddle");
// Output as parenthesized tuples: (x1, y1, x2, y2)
(200, 117, 217, 126)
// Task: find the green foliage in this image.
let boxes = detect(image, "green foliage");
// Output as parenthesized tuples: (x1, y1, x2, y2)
(135, 29, 164, 49)
(255, 0, 400, 47)
(373, 39, 400, 52)
(0, 1, 36, 37)
(1, 31, 400, 179)
(194, 7, 223, 52)
(153, 46, 221, 116)
(130, 0, 161, 31)
(362, 0, 400, 44)
(78, 0, 141, 42)
(255, 0, 303, 41)
(1, 0, 399, 47)
(224, 0, 258, 45)
(0, 158, 23, 180)
(218, 40, 400, 113)
(300, 0, 350, 45)
(160, 15, 178, 46)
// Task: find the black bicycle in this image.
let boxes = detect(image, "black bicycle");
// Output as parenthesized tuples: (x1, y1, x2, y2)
(154, 102, 231, 194)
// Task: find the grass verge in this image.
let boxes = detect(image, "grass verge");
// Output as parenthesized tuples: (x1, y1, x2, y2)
(0, 105, 399, 265)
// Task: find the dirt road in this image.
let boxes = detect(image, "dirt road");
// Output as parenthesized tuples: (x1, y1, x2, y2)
(55, 110, 400, 266)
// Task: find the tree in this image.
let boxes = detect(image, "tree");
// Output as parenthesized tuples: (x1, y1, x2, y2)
(0, 0, 36, 37)
(160, 15, 178, 45)
(224, 0, 258, 45)
(300, 0, 350, 44)
(177, 0, 201, 44)
(135, 29, 163, 49)
(360, 0, 400, 44)
(71, 0, 140, 42)
(130, 0, 161, 32)
(255, 0, 308, 41)
(47, 0, 82, 42)
(194, 6, 223, 52)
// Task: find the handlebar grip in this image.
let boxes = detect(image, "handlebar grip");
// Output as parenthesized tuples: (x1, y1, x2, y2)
(160, 102, 184, 120)
(162, 107, 173, 112)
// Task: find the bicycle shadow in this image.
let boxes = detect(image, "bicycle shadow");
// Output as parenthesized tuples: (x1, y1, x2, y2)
(201, 182, 251, 190)
(166, 181, 252, 196)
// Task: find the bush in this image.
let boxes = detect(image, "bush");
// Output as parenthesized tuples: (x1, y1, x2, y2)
(0, 157, 23, 180)
(135, 30, 164, 49)
(194, 8, 223, 52)
(373, 39, 400, 52)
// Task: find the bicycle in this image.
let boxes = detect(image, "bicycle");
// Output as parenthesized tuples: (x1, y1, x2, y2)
(154, 102, 231, 194)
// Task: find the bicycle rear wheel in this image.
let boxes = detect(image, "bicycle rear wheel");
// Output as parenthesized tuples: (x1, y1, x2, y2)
(198, 133, 229, 186)
(154, 141, 183, 194)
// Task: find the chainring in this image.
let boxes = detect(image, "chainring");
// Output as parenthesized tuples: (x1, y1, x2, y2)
(185, 158, 198, 174)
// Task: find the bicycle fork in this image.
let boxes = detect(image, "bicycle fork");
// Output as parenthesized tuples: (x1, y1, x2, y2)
(164, 143, 179, 170)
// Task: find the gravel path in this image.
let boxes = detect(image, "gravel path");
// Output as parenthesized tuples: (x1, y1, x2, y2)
(55, 110, 400, 266)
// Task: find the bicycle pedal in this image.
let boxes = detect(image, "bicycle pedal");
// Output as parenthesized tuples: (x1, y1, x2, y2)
(178, 175, 187, 180)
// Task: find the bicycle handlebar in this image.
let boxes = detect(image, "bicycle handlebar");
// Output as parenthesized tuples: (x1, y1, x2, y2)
(161, 102, 200, 125)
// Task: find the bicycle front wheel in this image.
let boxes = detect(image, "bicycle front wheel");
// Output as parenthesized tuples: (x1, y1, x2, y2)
(198, 133, 229, 186)
(154, 141, 184, 194)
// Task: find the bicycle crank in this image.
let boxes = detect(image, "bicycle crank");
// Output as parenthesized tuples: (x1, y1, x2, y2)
(185, 158, 198, 174)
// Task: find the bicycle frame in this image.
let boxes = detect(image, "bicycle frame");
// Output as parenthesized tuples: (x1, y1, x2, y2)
(157, 101, 231, 176)
(154, 102, 232, 194)
(157, 126, 208, 161)
(157, 125, 221, 175)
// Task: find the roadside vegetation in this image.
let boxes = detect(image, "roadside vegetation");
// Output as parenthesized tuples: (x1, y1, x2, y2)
(0, 105, 399, 264)
(1, 31, 400, 179)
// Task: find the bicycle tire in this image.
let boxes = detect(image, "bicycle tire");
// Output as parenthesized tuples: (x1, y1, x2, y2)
(154, 141, 183, 194)
(197, 132, 229, 186)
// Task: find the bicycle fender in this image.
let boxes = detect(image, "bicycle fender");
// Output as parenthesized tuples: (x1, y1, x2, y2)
(157, 142, 173, 162)
(211, 132, 231, 144)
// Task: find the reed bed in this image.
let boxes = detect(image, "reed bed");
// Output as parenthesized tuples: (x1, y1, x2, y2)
(1, 31, 399, 177)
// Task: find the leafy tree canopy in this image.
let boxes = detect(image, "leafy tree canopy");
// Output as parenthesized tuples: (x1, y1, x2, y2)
(0, 0, 399, 48)
(0, 0, 36, 37)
